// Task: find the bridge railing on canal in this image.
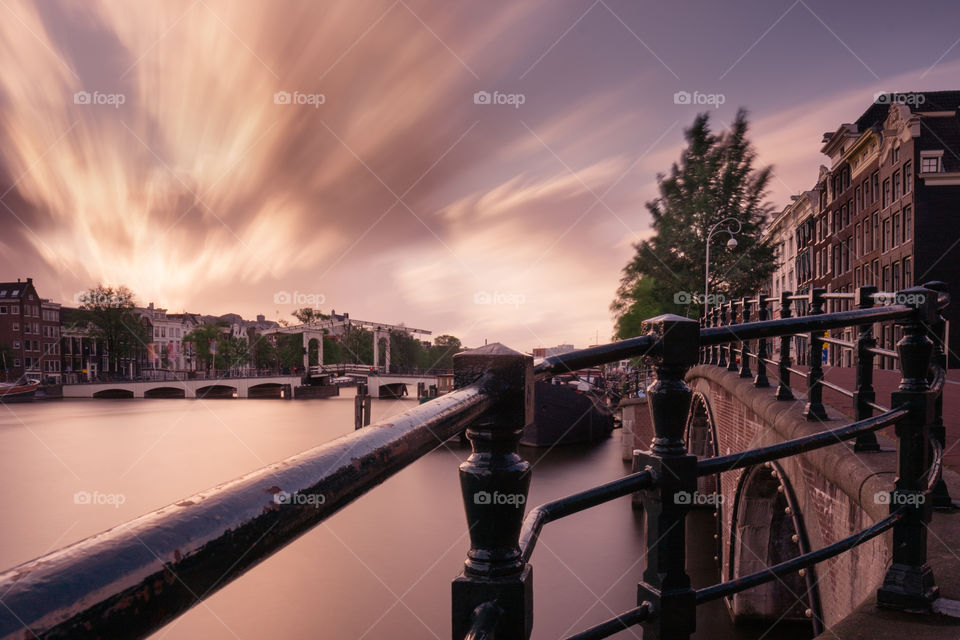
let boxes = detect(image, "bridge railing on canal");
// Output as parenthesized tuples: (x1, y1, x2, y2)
(0, 283, 949, 640)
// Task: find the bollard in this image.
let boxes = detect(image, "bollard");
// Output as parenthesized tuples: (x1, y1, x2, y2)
(877, 287, 939, 611)
(452, 344, 534, 640)
(636, 314, 698, 640)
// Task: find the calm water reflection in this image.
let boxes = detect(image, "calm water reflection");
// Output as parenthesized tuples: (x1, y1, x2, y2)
(0, 390, 811, 639)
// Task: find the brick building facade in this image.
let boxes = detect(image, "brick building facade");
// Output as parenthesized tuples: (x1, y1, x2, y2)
(0, 278, 61, 382)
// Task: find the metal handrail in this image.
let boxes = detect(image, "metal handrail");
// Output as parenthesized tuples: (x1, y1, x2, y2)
(696, 406, 909, 477)
(695, 508, 906, 604)
(534, 335, 658, 380)
(519, 470, 656, 563)
(564, 602, 653, 640)
(0, 380, 494, 640)
(819, 378, 855, 398)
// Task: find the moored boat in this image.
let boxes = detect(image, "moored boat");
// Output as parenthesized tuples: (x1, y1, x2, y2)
(0, 381, 39, 403)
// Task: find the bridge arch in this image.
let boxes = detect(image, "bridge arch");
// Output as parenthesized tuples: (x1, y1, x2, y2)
(92, 389, 134, 399)
(196, 385, 237, 399)
(144, 387, 186, 399)
(248, 383, 285, 399)
(727, 460, 822, 633)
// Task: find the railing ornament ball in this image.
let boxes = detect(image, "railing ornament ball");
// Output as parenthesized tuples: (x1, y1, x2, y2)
(452, 343, 534, 640)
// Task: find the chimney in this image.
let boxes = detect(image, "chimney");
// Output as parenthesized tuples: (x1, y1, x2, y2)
(257, 314, 265, 323)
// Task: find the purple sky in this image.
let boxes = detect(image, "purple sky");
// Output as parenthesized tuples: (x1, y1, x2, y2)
(1, 0, 959, 350)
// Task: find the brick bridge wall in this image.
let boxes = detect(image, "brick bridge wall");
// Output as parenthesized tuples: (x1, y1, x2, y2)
(624, 365, 902, 629)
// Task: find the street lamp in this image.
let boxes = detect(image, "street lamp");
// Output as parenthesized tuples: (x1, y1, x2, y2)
(704, 216, 742, 318)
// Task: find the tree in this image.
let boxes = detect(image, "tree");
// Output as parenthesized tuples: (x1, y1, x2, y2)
(612, 110, 777, 336)
(184, 322, 226, 372)
(610, 276, 667, 340)
(428, 335, 462, 370)
(79, 285, 152, 374)
(250, 334, 278, 370)
(292, 308, 329, 324)
(216, 336, 250, 372)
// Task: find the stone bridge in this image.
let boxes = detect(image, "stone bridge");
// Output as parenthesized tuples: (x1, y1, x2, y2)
(624, 363, 959, 632)
(62, 375, 302, 399)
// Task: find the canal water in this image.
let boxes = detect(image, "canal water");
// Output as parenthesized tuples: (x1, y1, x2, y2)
(0, 390, 811, 639)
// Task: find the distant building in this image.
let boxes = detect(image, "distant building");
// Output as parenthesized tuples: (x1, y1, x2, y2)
(0, 278, 61, 382)
(765, 91, 960, 367)
(532, 344, 575, 359)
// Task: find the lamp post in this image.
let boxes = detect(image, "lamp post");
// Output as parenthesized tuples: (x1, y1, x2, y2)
(704, 216, 742, 318)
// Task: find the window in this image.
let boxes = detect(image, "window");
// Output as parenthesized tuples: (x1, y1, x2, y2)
(893, 170, 901, 200)
(864, 222, 870, 254)
(882, 265, 891, 290)
(13, 341, 19, 349)
(872, 171, 880, 202)
(872, 213, 879, 250)
(863, 179, 870, 204)
(892, 145, 900, 163)
(855, 223, 862, 257)
(904, 257, 912, 287)
(904, 162, 912, 194)
(893, 213, 901, 247)
(892, 261, 900, 291)
(882, 179, 891, 208)
(12, 323, 18, 332)
(903, 206, 912, 242)
(854, 186, 861, 213)
(921, 153, 942, 173)
(11, 305, 19, 314)
(883, 218, 891, 251)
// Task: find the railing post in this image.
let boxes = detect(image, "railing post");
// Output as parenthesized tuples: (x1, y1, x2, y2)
(709, 308, 719, 365)
(754, 293, 770, 388)
(636, 314, 699, 640)
(726, 303, 738, 373)
(776, 292, 795, 400)
(877, 287, 939, 612)
(452, 344, 534, 640)
(853, 286, 881, 451)
(803, 288, 828, 420)
(717, 305, 728, 369)
(923, 281, 955, 509)
(739, 297, 752, 378)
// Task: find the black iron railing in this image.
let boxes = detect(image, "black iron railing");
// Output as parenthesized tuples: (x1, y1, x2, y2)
(0, 283, 950, 640)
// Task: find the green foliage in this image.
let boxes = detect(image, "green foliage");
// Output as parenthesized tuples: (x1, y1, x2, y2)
(611, 109, 777, 331)
(183, 322, 226, 372)
(427, 335, 462, 370)
(611, 276, 666, 339)
(79, 285, 152, 374)
(249, 334, 277, 369)
(216, 335, 250, 371)
(292, 308, 329, 324)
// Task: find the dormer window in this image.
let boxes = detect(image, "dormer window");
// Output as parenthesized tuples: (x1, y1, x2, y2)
(921, 150, 943, 173)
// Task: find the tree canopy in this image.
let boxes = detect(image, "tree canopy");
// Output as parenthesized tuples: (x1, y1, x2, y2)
(78, 285, 152, 373)
(611, 109, 777, 338)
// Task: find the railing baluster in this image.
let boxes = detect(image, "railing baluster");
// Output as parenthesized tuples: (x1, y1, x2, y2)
(877, 287, 940, 612)
(717, 304, 728, 368)
(803, 288, 828, 420)
(923, 281, 955, 509)
(853, 286, 881, 451)
(755, 293, 770, 388)
(739, 296, 752, 378)
(710, 307, 719, 365)
(776, 292, 795, 400)
(726, 302, 738, 372)
(636, 314, 699, 640)
(452, 345, 534, 640)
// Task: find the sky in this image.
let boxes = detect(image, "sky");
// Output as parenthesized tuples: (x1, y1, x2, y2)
(1, 0, 960, 351)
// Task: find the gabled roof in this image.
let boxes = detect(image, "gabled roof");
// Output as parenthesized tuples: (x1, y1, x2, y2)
(0, 281, 34, 299)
